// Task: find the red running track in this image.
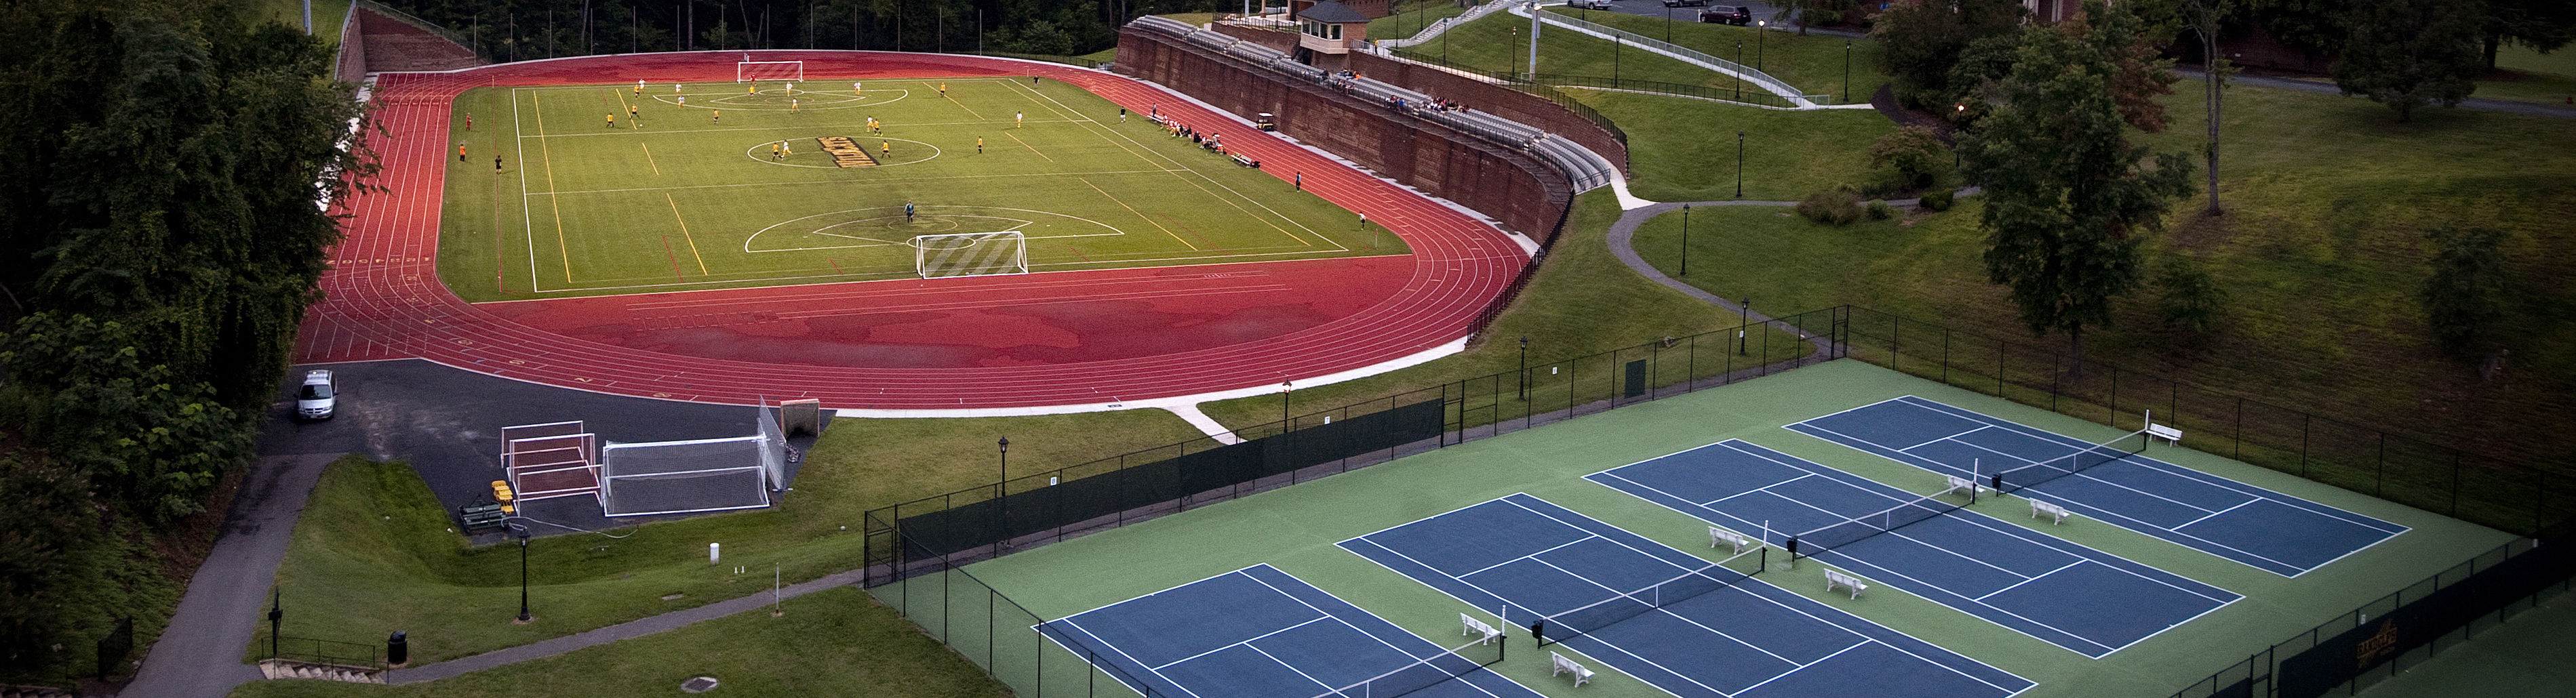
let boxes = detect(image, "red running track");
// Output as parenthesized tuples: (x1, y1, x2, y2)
(298, 51, 1526, 409)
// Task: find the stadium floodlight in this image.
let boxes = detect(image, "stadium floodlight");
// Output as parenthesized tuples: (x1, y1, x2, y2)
(914, 231, 1029, 279)
(736, 60, 804, 83)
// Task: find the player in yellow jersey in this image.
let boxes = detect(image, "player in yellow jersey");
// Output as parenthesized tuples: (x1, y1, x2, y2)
(606, 113, 616, 128)
(635, 79, 643, 96)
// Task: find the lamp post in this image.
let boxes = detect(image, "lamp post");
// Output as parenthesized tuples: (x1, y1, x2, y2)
(1734, 41, 1743, 101)
(1612, 35, 1621, 86)
(1843, 40, 1852, 104)
(1280, 381, 1293, 428)
(1511, 26, 1520, 79)
(1756, 20, 1765, 70)
(267, 589, 281, 660)
(1517, 336, 1529, 400)
(1680, 204, 1690, 276)
(996, 436, 1009, 548)
(515, 525, 531, 623)
(1735, 131, 1745, 199)
(1739, 299, 1751, 355)
(1667, 6, 1675, 42)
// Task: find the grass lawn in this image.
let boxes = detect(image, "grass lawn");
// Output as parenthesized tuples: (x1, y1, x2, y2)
(2478, 43, 2576, 106)
(1367, 0, 1471, 43)
(1198, 189, 1817, 434)
(229, 587, 1006, 698)
(1631, 78, 2576, 470)
(1571, 89, 1897, 201)
(252, 410, 1206, 666)
(439, 76, 1393, 301)
(1548, 6, 1889, 103)
(1398, 9, 1884, 104)
(247, 0, 350, 43)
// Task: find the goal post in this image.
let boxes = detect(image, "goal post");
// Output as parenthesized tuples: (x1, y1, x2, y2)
(914, 231, 1029, 279)
(736, 60, 804, 83)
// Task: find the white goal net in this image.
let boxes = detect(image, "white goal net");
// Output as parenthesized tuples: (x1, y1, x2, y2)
(737, 60, 804, 83)
(598, 434, 778, 517)
(914, 231, 1029, 279)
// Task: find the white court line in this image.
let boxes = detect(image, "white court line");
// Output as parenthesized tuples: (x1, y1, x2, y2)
(1148, 615, 1332, 671)
(1975, 560, 2085, 601)
(2174, 498, 2263, 530)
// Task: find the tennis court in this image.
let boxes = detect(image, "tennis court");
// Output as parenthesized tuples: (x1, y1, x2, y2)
(1340, 494, 2034, 698)
(1786, 396, 2409, 577)
(1035, 564, 1541, 698)
(1588, 440, 2240, 658)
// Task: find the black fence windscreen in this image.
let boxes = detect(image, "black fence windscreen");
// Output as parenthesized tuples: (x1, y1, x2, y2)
(897, 400, 1444, 560)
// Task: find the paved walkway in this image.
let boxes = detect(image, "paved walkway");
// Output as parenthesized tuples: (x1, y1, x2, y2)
(385, 569, 866, 684)
(2177, 69, 2576, 119)
(123, 454, 337, 698)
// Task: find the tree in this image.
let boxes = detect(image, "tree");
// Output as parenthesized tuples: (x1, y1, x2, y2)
(1958, 1, 2198, 375)
(2152, 253, 2230, 335)
(2181, 0, 2236, 215)
(1869, 0, 2027, 108)
(2419, 225, 2510, 358)
(1865, 125, 1954, 194)
(2331, 0, 2486, 121)
(2481, 0, 2576, 69)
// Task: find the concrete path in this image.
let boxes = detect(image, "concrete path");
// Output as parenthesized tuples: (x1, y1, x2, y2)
(2177, 69, 2576, 119)
(385, 569, 865, 684)
(122, 454, 336, 698)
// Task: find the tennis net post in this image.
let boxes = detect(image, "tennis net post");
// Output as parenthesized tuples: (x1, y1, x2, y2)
(1531, 545, 1766, 648)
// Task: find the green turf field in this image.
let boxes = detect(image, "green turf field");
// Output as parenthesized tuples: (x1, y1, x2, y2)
(435, 76, 1400, 302)
(924, 361, 2513, 698)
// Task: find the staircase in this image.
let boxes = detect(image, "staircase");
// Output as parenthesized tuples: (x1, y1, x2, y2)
(258, 659, 386, 684)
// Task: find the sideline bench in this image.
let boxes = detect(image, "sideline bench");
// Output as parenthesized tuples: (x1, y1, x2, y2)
(1461, 614, 1503, 645)
(1550, 651, 1594, 686)
(1709, 527, 1754, 554)
(2147, 423, 2183, 447)
(1229, 152, 1259, 168)
(2032, 499, 2074, 525)
(1825, 569, 1869, 600)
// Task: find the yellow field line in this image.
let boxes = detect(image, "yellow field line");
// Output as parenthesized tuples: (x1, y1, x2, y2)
(641, 142, 661, 175)
(536, 94, 573, 283)
(1003, 131, 1054, 163)
(666, 193, 711, 274)
(931, 81, 988, 120)
(1079, 177, 1196, 251)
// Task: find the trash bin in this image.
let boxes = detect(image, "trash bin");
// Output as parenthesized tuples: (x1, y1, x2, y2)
(387, 631, 408, 665)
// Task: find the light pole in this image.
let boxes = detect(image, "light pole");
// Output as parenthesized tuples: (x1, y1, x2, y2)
(1517, 336, 1529, 400)
(267, 589, 281, 660)
(996, 436, 1009, 547)
(1738, 299, 1751, 355)
(1734, 41, 1743, 101)
(515, 525, 531, 623)
(1612, 35, 1621, 86)
(1511, 26, 1520, 79)
(1735, 131, 1745, 199)
(1756, 20, 1765, 70)
(1680, 204, 1690, 276)
(1280, 381, 1292, 428)
(1842, 40, 1852, 104)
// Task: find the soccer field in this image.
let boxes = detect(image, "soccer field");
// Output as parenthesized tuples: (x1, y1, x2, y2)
(435, 75, 1399, 301)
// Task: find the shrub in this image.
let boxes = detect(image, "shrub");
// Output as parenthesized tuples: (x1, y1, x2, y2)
(1920, 188, 1954, 211)
(1866, 199, 1895, 220)
(2153, 253, 2229, 335)
(2420, 224, 2509, 357)
(1796, 188, 1866, 226)
(1866, 125, 1956, 194)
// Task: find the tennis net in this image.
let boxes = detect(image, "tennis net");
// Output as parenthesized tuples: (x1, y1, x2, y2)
(1300, 633, 1505, 698)
(1532, 546, 1766, 647)
(1992, 428, 2149, 495)
(1791, 492, 1964, 558)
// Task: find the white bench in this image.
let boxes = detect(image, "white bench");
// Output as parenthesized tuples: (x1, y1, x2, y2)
(1943, 474, 1989, 499)
(1825, 569, 1869, 600)
(2147, 423, 2183, 446)
(1460, 614, 1503, 645)
(1550, 651, 1594, 686)
(2031, 499, 2074, 525)
(1709, 527, 1755, 554)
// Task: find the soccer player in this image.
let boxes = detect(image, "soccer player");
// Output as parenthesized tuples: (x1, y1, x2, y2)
(635, 79, 644, 96)
(464, 113, 473, 131)
(494, 155, 503, 171)
(789, 98, 798, 113)
(458, 142, 467, 161)
(748, 83, 757, 95)
(627, 104, 639, 125)
(786, 81, 795, 93)
(853, 81, 863, 96)
(976, 137, 983, 154)
(677, 95, 686, 108)
(772, 142, 783, 160)
(673, 83, 682, 93)
(607, 113, 616, 128)
(1014, 112, 1023, 128)
(938, 83, 947, 97)
(905, 201, 915, 221)
(712, 109, 719, 124)
(881, 140, 891, 158)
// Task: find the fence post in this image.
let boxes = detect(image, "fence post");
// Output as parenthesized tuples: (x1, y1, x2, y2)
(2235, 396, 2245, 459)
(2301, 413, 2312, 478)
(2109, 365, 2120, 428)
(2451, 451, 2461, 516)
(2050, 353, 2061, 413)
(2376, 432, 2387, 497)
(1941, 328, 1950, 384)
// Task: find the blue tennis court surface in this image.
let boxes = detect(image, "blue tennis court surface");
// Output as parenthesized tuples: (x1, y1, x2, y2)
(1341, 494, 2034, 698)
(1589, 441, 2240, 658)
(1787, 396, 2409, 577)
(1037, 564, 1542, 698)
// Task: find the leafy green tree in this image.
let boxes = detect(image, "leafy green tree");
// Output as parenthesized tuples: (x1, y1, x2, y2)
(1958, 1, 2198, 375)
(0, 457, 94, 673)
(1868, 0, 2027, 108)
(2181, 0, 2236, 215)
(2153, 253, 2230, 335)
(2420, 225, 2510, 357)
(1, 313, 253, 522)
(1865, 125, 1954, 194)
(2331, 0, 2486, 121)
(2246, 0, 2347, 58)
(2481, 0, 2576, 68)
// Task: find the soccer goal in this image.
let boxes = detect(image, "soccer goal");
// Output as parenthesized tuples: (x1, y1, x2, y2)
(737, 60, 804, 83)
(915, 231, 1029, 279)
(598, 435, 776, 517)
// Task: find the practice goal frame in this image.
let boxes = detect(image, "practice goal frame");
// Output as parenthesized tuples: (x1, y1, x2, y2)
(914, 231, 1029, 279)
(737, 60, 804, 82)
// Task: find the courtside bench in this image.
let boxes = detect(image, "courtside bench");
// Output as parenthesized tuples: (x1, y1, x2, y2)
(1825, 569, 1869, 600)
(2032, 499, 2074, 525)
(1550, 651, 1594, 686)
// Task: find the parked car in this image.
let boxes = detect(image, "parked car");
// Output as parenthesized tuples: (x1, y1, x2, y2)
(1699, 5, 1753, 24)
(296, 369, 337, 420)
(1569, 0, 1615, 9)
(1662, 0, 1708, 7)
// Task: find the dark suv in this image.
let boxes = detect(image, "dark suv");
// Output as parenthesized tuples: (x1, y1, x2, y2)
(1699, 5, 1753, 24)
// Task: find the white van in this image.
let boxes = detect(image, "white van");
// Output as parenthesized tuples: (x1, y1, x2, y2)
(297, 369, 337, 420)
